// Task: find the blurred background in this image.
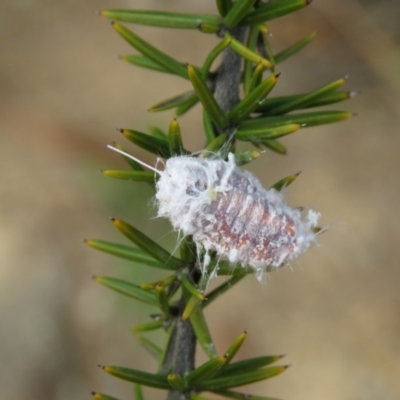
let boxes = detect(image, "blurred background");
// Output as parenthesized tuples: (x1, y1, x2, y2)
(1, 0, 400, 399)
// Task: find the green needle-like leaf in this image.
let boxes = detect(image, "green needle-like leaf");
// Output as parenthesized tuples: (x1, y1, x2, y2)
(168, 374, 186, 391)
(120, 55, 171, 73)
(271, 171, 301, 191)
(243, 25, 261, 94)
(102, 365, 170, 389)
(200, 134, 228, 157)
(84, 239, 169, 269)
(239, 110, 354, 129)
(148, 90, 197, 113)
(202, 35, 231, 75)
(111, 22, 188, 78)
(189, 298, 217, 358)
(203, 110, 217, 143)
(176, 94, 200, 116)
(168, 118, 186, 156)
(234, 150, 261, 166)
(149, 126, 167, 140)
(101, 169, 155, 183)
(112, 219, 182, 269)
(121, 128, 171, 158)
(185, 356, 227, 384)
(137, 335, 162, 360)
(94, 276, 158, 305)
(259, 26, 277, 73)
(235, 123, 300, 140)
(102, 10, 221, 32)
(196, 366, 288, 391)
(204, 274, 247, 307)
(134, 384, 144, 400)
(132, 320, 164, 332)
(274, 31, 316, 64)
(179, 274, 206, 301)
(188, 64, 229, 129)
(223, 0, 257, 28)
(248, 61, 267, 93)
(218, 355, 285, 376)
(111, 142, 144, 171)
(228, 34, 273, 69)
(216, 0, 234, 17)
(265, 77, 346, 115)
(243, 0, 312, 25)
(213, 390, 282, 400)
(91, 391, 120, 400)
(155, 284, 171, 316)
(190, 393, 214, 400)
(258, 139, 287, 154)
(229, 74, 279, 123)
(255, 90, 355, 113)
(224, 331, 247, 364)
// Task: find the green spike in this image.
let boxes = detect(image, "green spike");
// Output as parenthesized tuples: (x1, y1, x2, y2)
(167, 374, 187, 391)
(203, 110, 217, 143)
(216, 0, 234, 17)
(248, 61, 267, 93)
(176, 94, 199, 116)
(94, 276, 158, 305)
(149, 126, 167, 139)
(200, 133, 228, 157)
(239, 110, 354, 129)
(275, 31, 316, 64)
(187, 64, 229, 129)
(271, 171, 301, 191)
(111, 218, 182, 269)
(235, 123, 301, 140)
(255, 90, 355, 113)
(121, 128, 171, 158)
(84, 240, 169, 269)
(234, 150, 262, 166)
(196, 366, 288, 391)
(223, 0, 257, 28)
(102, 10, 221, 31)
(132, 320, 164, 333)
(102, 365, 170, 389)
(213, 389, 282, 400)
(185, 356, 227, 384)
(203, 274, 247, 308)
(111, 142, 144, 171)
(134, 384, 143, 400)
(101, 169, 155, 183)
(227, 33, 273, 69)
(148, 90, 197, 113)
(229, 74, 279, 123)
(155, 284, 171, 316)
(136, 335, 162, 360)
(179, 274, 206, 301)
(218, 355, 285, 376)
(202, 35, 232, 75)
(224, 331, 247, 364)
(120, 55, 171, 73)
(168, 117, 186, 156)
(265, 77, 347, 115)
(243, 0, 312, 25)
(91, 391, 120, 400)
(243, 25, 261, 94)
(111, 22, 188, 78)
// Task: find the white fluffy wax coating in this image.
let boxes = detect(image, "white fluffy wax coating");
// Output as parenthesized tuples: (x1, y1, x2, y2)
(155, 154, 320, 272)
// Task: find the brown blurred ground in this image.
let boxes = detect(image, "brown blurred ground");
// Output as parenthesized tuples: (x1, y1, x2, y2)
(1, 1, 400, 399)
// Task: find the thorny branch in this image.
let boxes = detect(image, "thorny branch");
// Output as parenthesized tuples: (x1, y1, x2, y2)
(163, 26, 248, 400)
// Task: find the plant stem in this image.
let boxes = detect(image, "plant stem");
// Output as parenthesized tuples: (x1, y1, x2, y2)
(163, 26, 247, 400)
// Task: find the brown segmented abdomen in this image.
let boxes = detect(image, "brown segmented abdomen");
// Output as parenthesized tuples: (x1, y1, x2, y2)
(155, 154, 320, 274)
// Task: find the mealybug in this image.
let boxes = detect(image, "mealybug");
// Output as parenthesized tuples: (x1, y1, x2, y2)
(108, 146, 320, 277)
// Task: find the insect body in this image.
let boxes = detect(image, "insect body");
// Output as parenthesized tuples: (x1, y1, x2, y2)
(155, 153, 320, 274)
